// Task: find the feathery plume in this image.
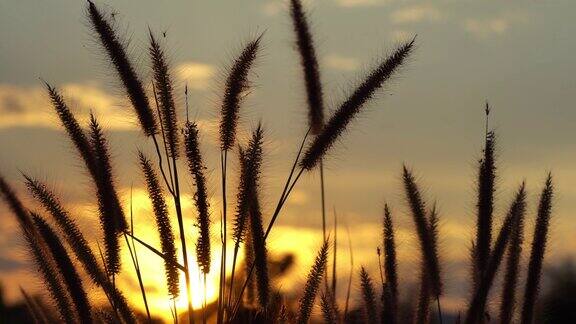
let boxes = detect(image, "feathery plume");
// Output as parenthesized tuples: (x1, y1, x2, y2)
(244, 225, 256, 306)
(415, 271, 431, 324)
(219, 35, 262, 151)
(0, 175, 74, 323)
(24, 176, 135, 323)
(0, 174, 34, 230)
(24, 228, 75, 324)
(32, 213, 92, 324)
(233, 147, 249, 247)
(498, 182, 526, 324)
(289, 0, 324, 134)
(150, 31, 179, 158)
(249, 190, 270, 308)
(232, 126, 264, 246)
(139, 152, 180, 298)
(360, 267, 379, 323)
(521, 174, 554, 324)
(229, 126, 264, 310)
(402, 166, 442, 296)
(297, 240, 329, 324)
(383, 204, 399, 323)
(465, 183, 526, 324)
(24, 175, 106, 284)
(184, 122, 211, 273)
(415, 203, 439, 324)
(45, 84, 124, 274)
(89, 113, 127, 233)
(44, 83, 97, 175)
(88, 115, 124, 274)
(300, 39, 415, 170)
(473, 130, 496, 286)
(86, 0, 158, 136)
(320, 291, 339, 324)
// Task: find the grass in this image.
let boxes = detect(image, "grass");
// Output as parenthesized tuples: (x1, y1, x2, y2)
(0, 1, 557, 323)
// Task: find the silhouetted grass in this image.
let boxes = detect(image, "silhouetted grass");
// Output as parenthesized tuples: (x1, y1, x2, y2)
(139, 152, 180, 298)
(383, 204, 399, 324)
(0, 2, 560, 324)
(499, 182, 526, 324)
(184, 122, 212, 274)
(87, 0, 158, 137)
(297, 240, 329, 324)
(465, 183, 526, 324)
(402, 166, 443, 297)
(473, 129, 496, 289)
(521, 174, 554, 324)
(31, 213, 93, 324)
(300, 39, 415, 171)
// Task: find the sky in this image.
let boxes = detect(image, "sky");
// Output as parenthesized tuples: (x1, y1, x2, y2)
(1, 0, 575, 320)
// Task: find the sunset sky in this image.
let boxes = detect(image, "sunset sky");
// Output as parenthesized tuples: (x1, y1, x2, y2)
(1, 0, 575, 320)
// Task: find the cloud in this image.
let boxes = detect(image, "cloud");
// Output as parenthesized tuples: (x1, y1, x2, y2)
(0, 83, 139, 130)
(175, 62, 216, 90)
(391, 4, 443, 24)
(464, 18, 509, 37)
(324, 54, 360, 71)
(336, 0, 391, 8)
(464, 12, 529, 38)
(261, 1, 284, 16)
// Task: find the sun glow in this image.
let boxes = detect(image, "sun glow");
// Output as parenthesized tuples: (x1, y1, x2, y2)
(112, 189, 225, 319)
(119, 238, 224, 320)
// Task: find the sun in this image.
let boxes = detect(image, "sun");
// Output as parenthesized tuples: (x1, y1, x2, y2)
(174, 259, 220, 310)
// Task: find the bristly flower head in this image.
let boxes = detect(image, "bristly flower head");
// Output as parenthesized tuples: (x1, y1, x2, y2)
(139, 152, 180, 298)
(290, 0, 324, 134)
(184, 122, 211, 273)
(87, 0, 158, 136)
(150, 31, 179, 158)
(219, 35, 262, 151)
(300, 38, 415, 170)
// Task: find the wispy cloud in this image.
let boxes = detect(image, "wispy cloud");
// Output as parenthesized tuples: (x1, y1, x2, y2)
(391, 3, 443, 24)
(260, 1, 284, 16)
(0, 83, 137, 130)
(464, 12, 529, 38)
(336, 0, 392, 8)
(176, 62, 216, 90)
(324, 54, 360, 71)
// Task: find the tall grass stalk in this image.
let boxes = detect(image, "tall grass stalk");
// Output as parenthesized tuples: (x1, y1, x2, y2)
(299, 39, 415, 171)
(249, 189, 270, 308)
(86, 0, 158, 137)
(228, 126, 264, 313)
(184, 122, 211, 274)
(465, 183, 526, 324)
(218, 36, 261, 323)
(320, 291, 338, 324)
(0, 175, 74, 323)
(402, 166, 442, 297)
(297, 240, 329, 324)
(139, 152, 180, 298)
(125, 186, 151, 323)
(498, 182, 526, 324)
(360, 266, 378, 323)
(344, 226, 354, 319)
(521, 174, 554, 324)
(331, 208, 337, 300)
(289, 0, 330, 293)
(383, 204, 399, 324)
(473, 128, 496, 288)
(31, 213, 93, 324)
